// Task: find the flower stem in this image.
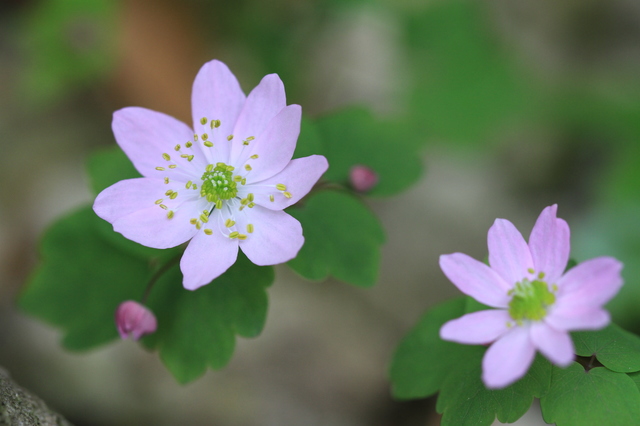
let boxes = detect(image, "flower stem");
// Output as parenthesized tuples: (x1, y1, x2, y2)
(141, 253, 182, 303)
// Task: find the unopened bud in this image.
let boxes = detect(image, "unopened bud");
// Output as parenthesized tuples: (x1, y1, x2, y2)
(115, 301, 157, 340)
(350, 165, 378, 192)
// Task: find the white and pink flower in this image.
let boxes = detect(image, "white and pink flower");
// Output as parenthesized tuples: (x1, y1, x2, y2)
(439, 205, 623, 388)
(94, 60, 328, 290)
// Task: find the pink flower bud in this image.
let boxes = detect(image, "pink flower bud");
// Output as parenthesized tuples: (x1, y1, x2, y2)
(115, 301, 157, 340)
(350, 165, 378, 192)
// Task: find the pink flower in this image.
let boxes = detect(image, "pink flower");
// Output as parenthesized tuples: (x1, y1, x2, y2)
(115, 301, 157, 340)
(349, 165, 378, 192)
(94, 60, 328, 290)
(439, 205, 623, 388)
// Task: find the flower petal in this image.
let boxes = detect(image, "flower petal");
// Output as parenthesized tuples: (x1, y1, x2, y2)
(482, 326, 536, 389)
(440, 310, 511, 344)
(488, 218, 534, 285)
(528, 205, 570, 283)
(180, 231, 239, 290)
(191, 59, 246, 162)
(229, 73, 287, 162)
(545, 306, 610, 331)
(235, 207, 304, 266)
(250, 155, 329, 211)
(112, 107, 195, 177)
(555, 257, 623, 307)
(439, 253, 511, 308)
(530, 322, 574, 366)
(233, 105, 301, 183)
(94, 178, 200, 248)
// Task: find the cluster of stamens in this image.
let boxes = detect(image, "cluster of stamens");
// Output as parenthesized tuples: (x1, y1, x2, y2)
(150, 117, 293, 241)
(507, 269, 557, 325)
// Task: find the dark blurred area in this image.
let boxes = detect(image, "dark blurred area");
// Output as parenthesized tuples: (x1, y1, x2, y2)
(1, 0, 640, 424)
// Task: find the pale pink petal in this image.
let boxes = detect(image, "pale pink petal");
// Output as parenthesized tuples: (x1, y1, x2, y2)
(530, 322, 574, 366)
(440, 310, 511, 344)
(555, 257, 623, 306)
(482, 326, 536, 389)
(112, 108, 194, 177)
(180, 231, 239, 290)
(528, 205, 570, 283)
(250, 155, 328, 211)
(191, 59, 246, 162)
(94, 178, 201, 248)
(230, 74, 287, 162)
(439, 253, 511, 308)
(235, 207, 304, 266)
(545, 305, 610, 331)
(115, 300, 157, 340)
(488, 218, 534, 285)
(232, 105, 301, 182)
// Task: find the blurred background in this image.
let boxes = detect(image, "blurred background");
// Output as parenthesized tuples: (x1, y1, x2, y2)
(1, 0, 640, 424)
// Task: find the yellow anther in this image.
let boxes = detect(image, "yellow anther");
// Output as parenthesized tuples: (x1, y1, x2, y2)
(239, 205, 245, 211)
(194, 134, 199, 141)
(527, 268, 535, 274)
(159, 204, 168, 210)
(217, 162, 226, 168)
(241, 178, 246, 185)
(276, 183, 287, 191)
(186, 181, 192, 189)
(214, 119, 221, 128)
(187, 155, 194, 161)
(162, 153, 171, 161)
(243, 140, 250, 146)
(283, 191, 292, 199)
(248, 202, 256, 208)
(250, 154, 259, 159)
(233, 175, 242, 182)
(202, 210, 209, 216)
(190, 218, 197, 225)
(170, 192, 178, 199)
(155, 199, 163, 204)
(229, 231, 239, 239)
(247, 224, 254, 233)
(244, 164, 252, 171)
(215, 200, 223, 209)
(246, 136, 255, 141)
(204, 141, 214, 147)
(196, 221, 202, 230)
(186, 141, 193, 148)
(164, 177, 170, 184)
(165, 190, 173, 196)
(241, 198, 249, 206)
(227, 135, 234, 141)
(202, 133, 209, 141)
(169, 164, 177, 169)
(167, 211, 174, 219)
(225, 219, 235, 228)
(206, 164, 214, 172)
(156, 167, 165, 171)
(538, 272, 546, 279)
(226, 165, 234, 172)
(192, 183, 198, 190)
(269, 195, 275, 202)
(200, 214, 209, 223)
(180, 154, 190, 159)
(237, 234, 247, 240)
(204, 229, 213, 235)
(206, 194, 216, 202)
(200, 117, 208, 125)
(247, 193, 254, 202)
(174, 144, 181, 151)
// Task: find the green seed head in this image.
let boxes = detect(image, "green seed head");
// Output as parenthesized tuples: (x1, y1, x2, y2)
(508, 279, 556, 323)
(200, 164, 238, 201)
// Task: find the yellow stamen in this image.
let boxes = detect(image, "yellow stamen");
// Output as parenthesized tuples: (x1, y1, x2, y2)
(159, 204, 168, 210)
(162, 153, 171, 161)
(155, 199, 163, 204)
(276, 184, 287, 191)
(170, 192, 178, 200)
(237, 234, 247, 240)
(156, 167, 165, 171)
(225, 219, 235, 227)
(174, 144, 181, 151)
(229, 231, 239, 239)
(190, 218, 197, 225)
(250, 154, 259, 159)
(185, 141, 193, 148)
(164, 177, 169, 184)
(245, 164, 252, 171)
(269, 195, 275, 202)
(202, 133, 208, 141)
(283, 191, 292, 199)
(227, 134, 233, 141)
(204, 141, 214, 147)
(167, 211, 174, 219)
(204, 229, 213, 235)
(169, 164, 177, 169)
(186, 181, 192, 189)
(200, 117, 208, 125)
(247, 224, 254, 233)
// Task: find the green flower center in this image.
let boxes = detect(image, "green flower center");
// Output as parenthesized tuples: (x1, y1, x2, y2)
(508, 278, 556, 323)
(200, 163, 238, 202)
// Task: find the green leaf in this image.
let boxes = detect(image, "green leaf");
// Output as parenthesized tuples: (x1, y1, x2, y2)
(287, 190, 385, 286)
(87, 145, 141, 195)
(312, 107, 423, 197)
(390, 297, 473, 399)
(541, 364, 640, 426)
(437, 354, 551, 426)
(142, 254, 274, 383)
(572, 324, 640, 373)
(20, 206, 152, 350)
(20, 205, 275, 383)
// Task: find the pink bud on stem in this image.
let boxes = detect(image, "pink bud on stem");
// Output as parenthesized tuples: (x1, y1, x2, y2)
(115, 301, 157, 340)
(350, 165, 378, 192)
